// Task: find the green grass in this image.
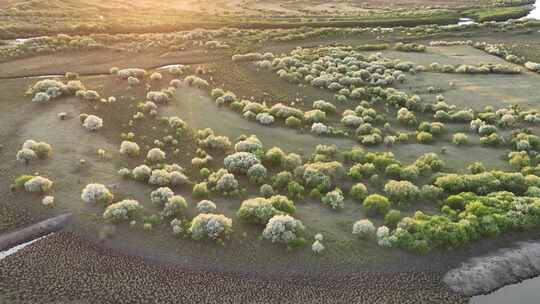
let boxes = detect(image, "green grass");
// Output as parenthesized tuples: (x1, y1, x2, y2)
(464, 5, 533, 22)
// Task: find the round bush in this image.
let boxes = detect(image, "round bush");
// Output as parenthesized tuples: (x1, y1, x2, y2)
(82, 115, 103, 131)
(237, 197, 280, 224)
(262, 215, 304, 244)
(103, 199, 142, 222)
(384, 209, 402, 228)
(352, 219, 376, 239)
(81, 183, 113, 204)
(247, 164, 267, 184)
(119, 141, 140, 157)
(161, 195, 187, 218)
(224, 152, 260, 174)
(146, 148, 166, 162)
(383, 180, 420, 206)
(321, 188, 345, 210)
(189, 213, 233, 241)
(150, 187, 174, 206)
(416, 131, 433, 144)
(452, 133, 468, 146)
(363, 194, 391, 216)
(349, 183, 368, 202)
(197, 200, 217, 213)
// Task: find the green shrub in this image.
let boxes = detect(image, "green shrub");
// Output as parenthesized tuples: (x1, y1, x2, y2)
(272, 171, 293, 189)
(285, 116, 302, 128)
(14, 175, 34, 189)
(350, 183, 368, 202)
(265, 147, 286, 166)
(287, 181, 304, 200)
(452, 133, 468, 146)
(384, 180, 420, 206)
(416, 131, 434, 144)
(384, 209, 402, 228)
(363, 194, 391, 216)
(348, 163, 376, 180)
(268, 195, 296, 213)
(237, 197, 280, 224)
(192, 182, 209, 198)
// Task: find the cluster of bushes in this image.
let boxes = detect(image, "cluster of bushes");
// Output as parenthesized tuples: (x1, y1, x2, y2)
(394, 42, 426, 52)
(434, 170, 535, 195)
(261, 46, 414, 96)
(432, 63, 521, 74)
(388, 191, 540, 253)
(126, 163, 189, 188)
(14, 175, 53, 193)
(237, 195, 296, 224)
(197, 128, 232, 150)
(28, 78, 86, 104)
(16, 139, 52, 164)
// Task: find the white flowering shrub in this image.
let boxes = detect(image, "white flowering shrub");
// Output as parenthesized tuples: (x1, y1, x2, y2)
(118, 68, 146, 79)
(150, 72, 163, 81)
(376, 226, 392, 247)
(148, 169, 171, 186)
(341, 115, 363, 128)
(119, 141, 140, 157)
(161, 195, 188, 218)
(224, 152, 260, 174)
(197, 200, 217, 213)
(132, 165, 151, 181)
(103, 199, 142, 222)
(146, 148, 166, 162)
(170, 218, 184, 235)
(312, 240, 325, 254)
(315, 233, 324, 241)
(198, 132, 232, 150)
(169, 170, 189, 186)
(525, 61, 540, 72)
(32, 92, 51, 104)
(234, 135, 263, 153)
(147, 91, 170, 104)
(311, 122, 328, 135)
(142, 101, 158, 113)
(42, 196, 54, 206)
(321, 188, 345, 209)
(262, 215, 305, 244)
(256, 113, 275, 125)
(184, 75, 209, 88)
(150, 187, 174, 206)
(82, 115, 103, 131)
(29, 79, 65, 95)
(17, 139, 52, 161)
(127, 76, 140, 86)
(24, 176, 53, 193)
(82, 90, 100, 101)
(189, 213, 233, 241)
(81, 183, 113, 204)
(215, 173, 239, 193)
(16, 148, 37, 164)
(352, 219, 376, 239)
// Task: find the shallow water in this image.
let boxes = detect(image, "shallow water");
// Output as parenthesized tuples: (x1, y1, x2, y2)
(525, 1, 540, 19)
(470, 276, 540, 304)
